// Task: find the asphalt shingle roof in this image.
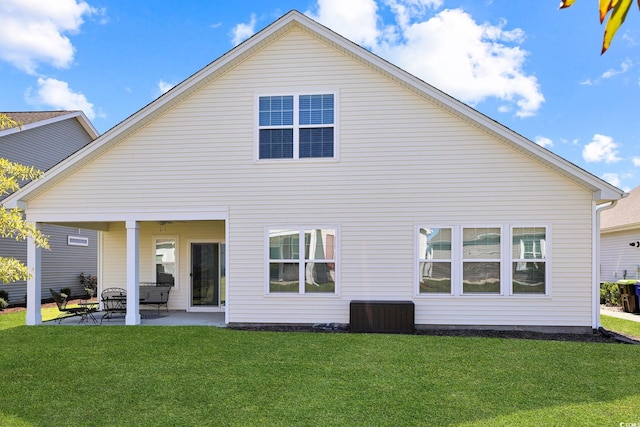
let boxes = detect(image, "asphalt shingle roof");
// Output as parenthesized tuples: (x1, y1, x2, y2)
(601, 185, 640, 231)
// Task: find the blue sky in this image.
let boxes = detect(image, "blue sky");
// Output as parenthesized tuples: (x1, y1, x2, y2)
(1, 0, 639, 191)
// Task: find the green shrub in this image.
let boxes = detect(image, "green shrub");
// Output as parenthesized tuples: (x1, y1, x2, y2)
(0, 289, 8, 302)
(60, 287, 72, 299)
(600, 282, 621, 306)
(0, 297, 7, 310)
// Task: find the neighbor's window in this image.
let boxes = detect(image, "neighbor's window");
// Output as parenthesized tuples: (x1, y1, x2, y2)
(512, 227, 547, 294)
(155, 238, 176, 286)
(462, 227, 501, 294)
(259, 93, 335, 159)
(418, 227, 452, 293)
(269, 228, 336, 294)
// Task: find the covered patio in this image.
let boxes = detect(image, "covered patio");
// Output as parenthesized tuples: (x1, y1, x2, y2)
(23, 214, 228, 326)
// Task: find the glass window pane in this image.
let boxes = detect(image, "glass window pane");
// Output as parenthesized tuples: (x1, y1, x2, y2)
(419, 228, 451, 260)
(259, 96, 293, 126)
(300, 94, 334, 125)
(463, 228, 500, 260)
(419, 261, 451, 293)
(512, 227, 546, 259)
(463, 262, 500, 293)
(304, 262, 335, 293)
(155, 239, 176, 286)
(259, 97, 270, 111)
(299, 128, 334, 158)
(282, 95, 293, 111)
(513, 262, 545, 294)
(269, 230, 299, 260)
(259, 129, 293, 159)
(259, 111, 270, 126)
(269, 262, 299, 292)
(304, 229, 335, 260)
(322, 94, 334, 109)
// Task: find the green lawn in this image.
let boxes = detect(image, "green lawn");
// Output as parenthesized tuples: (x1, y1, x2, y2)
(0, 312, 639, 426)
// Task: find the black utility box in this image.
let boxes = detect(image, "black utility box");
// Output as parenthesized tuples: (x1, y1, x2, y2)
(349, 300, 415, 334)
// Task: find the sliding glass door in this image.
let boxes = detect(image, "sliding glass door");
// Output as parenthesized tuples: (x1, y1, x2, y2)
(190, 242, 224, 309)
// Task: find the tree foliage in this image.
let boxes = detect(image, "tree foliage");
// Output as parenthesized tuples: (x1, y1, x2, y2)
(560, 0, 638, 54)
(0, 115, 49, 284)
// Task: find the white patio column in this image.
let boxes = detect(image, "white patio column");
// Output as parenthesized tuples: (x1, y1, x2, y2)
(125, 220, 140, 325)
(26, 223, 42, 325)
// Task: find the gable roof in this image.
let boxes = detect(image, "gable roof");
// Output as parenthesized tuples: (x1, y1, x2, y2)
(601, 185, 640, 232)
(3, 10, 624, 209)
(0, 111, 99, 140)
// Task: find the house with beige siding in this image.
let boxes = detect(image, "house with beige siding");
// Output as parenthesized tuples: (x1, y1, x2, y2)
(0, 111, 98, 304)
(600, 185, 640, 283)
(5, 11, 624, 331)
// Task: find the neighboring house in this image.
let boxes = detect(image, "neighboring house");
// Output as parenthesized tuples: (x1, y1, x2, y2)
(0, 111, 99, 304)
(600, 185, 640, 283)
(5, 11, 623, 331)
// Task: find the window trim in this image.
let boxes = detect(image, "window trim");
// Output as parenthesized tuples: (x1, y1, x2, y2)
(265, 226, 339, 295)
(415, 224, 550, 297)
(255, 91, 339, 161)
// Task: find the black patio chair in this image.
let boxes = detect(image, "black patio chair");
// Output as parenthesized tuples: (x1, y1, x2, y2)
(50, 288, 86, 324)
(100, 287, 127, 323)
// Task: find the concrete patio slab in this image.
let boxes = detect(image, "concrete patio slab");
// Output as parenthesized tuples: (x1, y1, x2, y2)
(50, 310, 226, 327)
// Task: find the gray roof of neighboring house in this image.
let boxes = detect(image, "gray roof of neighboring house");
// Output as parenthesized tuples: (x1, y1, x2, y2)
(601, 185, 640, 232)
(2, 111, 72, 126)
(0, 111, 99, 139)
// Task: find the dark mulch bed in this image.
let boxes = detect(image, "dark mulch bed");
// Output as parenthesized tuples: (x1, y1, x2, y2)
(230, 323, 640, 344)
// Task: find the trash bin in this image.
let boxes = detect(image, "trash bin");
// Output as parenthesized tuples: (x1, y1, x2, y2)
(618, 280, 640, 314)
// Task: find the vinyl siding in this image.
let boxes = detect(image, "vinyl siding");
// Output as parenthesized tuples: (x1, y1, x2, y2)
(601, 230, 640, 282)
(25, 28, 596, 327)
(0, 118, 92, 174)
(0, 118, 97, 304)
(0, 225, 97, 304)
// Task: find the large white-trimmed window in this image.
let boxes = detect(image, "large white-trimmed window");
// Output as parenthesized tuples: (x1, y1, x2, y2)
(462, 227, 501, 294)
(258, 93, 335, 159)
(511, 227, 547, 294)
(417, 225, 548, 296)
(268, 228, 336, 294)
(418, 227, 452, 294)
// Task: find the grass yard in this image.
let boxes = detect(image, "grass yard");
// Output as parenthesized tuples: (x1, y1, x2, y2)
(0, 312, 639, 426)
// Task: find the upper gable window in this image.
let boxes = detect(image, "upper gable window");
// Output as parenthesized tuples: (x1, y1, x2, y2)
(258, 93, 335, 160)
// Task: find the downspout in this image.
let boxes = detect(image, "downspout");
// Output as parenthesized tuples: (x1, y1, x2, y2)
(593, 200, 619, 330)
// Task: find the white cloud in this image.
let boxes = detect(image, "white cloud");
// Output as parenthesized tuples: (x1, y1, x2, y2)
(308, 0, 381, 47)
(0, 0, 98, 74)
(383, 0, 443, 30)
(26, 77, 95, 119)
(534, 136, 553, 148)
(601, 59, 632, 79)
(158, 80, 174, 95)
(602, 172, 621, 188)
(633, 157, 640, 167)
(306, 1, 544, 118)
(231, 14, 257, 46)
(582, 134, 622, 163)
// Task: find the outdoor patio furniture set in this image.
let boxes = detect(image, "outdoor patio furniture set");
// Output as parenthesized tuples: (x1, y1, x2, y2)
(50, 284, 171, 324)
